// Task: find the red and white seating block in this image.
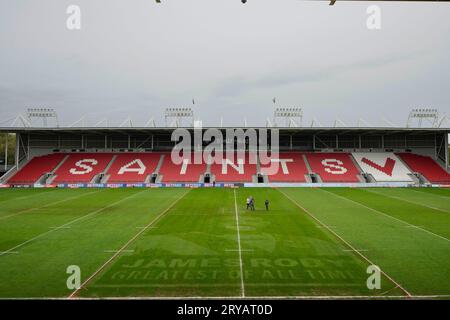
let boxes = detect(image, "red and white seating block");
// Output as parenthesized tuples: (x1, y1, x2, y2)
(8, 153, 66, 184)
(352, 152, 413, 182)
(159, 152, 207, 183)
(107, 153, 162, 183)
(260, 153, 308, 182)
(397, 153, 450, 184)
(52, 153, 114, 184)
(210, 152, 257, 182)
(305, 153, 361, 182)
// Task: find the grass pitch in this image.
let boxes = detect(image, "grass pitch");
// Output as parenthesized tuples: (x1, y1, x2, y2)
(0, 187, 449, 299)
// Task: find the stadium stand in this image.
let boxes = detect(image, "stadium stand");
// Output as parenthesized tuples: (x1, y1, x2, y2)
(397, 153, 450, 184)
(352, 152, 414, 182)
(6, 150, 450, 185)
(106, 153, 162, 183)
(1, 121, 448, 187)
(210, 152, 257, 182)
(305, 153, 361, 182)
(7, 153, 66, 184)
(52, 153, 114, 184)
(260, 152, 308, 182)
(159, 152, 207, 183)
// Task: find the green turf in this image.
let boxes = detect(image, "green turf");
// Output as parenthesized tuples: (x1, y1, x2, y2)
(0, 187, 449, 298)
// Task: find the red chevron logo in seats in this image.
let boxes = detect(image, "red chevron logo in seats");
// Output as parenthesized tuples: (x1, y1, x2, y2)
(361, 157, 396, 176)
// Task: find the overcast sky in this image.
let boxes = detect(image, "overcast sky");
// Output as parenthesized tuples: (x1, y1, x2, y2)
(0, 0, 449, 127)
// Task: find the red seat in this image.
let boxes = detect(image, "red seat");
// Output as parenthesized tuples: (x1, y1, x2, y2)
(17, 151, 449, 185)
(397, 153, 450, 184)
(305, 153, 361, 182)
(52, 153, 114, 184)
(106, 153, 162, 183)
(8, 153, 66, 184)
(261, 153, 308, 182)
(210, 152, 257, 182)
(159, 152, 206, 183)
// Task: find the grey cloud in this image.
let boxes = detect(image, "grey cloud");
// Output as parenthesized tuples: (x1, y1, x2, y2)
(213, 51, 421, 98)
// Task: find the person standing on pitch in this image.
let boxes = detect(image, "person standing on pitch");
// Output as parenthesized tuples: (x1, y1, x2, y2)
(246, 197, 250, 210)
(265, 199, 269, 211)
(250, 196, 255, 211)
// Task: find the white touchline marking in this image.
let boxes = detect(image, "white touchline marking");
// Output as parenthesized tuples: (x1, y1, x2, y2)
(378, 284, 402, 296)
(364, 189, 450, 214)
(68, 189, 191, 299)
(409, 188, 450, 200)
(321, 189, 450, 243)
(0, 189, 149, 258)
(0, 190, 103, 221)
(277, 188, 413, 298)
(316, 225, 337, 229)
(404, 225, 424, 229)
(49, 226, 71, 229)
(225, 249, 254, 252)
(104, 250, 134, 253)
(233, 188, 245, 298)
(0, 251, 18, 254)
(0, 188, 60, 204)
(342, 249, 369, 252)
(10, 294, 450, 300)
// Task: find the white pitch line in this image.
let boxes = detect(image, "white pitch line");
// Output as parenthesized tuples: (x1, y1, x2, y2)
(342, 249, 369, 252)
(49, 226, 72, 229)
(364, 189, 450, 214)
(409, 188, 450, 200)
(68, 189, 191, 299)
(378, 284, 402, 296)
(0, 190, 103, 221)
(0, 190, 148, 258)
(104, 250, 134, 253)
(316, 225, 337, 229)
(277, 188, 413, 298)
(225, 249, 254, 252)
(5, 294, 450, 300)
(233, 188, 245, 298)
(0, 251, 18, 254)
(320, 188, 450, 244)
(0, 189, 60, 204)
